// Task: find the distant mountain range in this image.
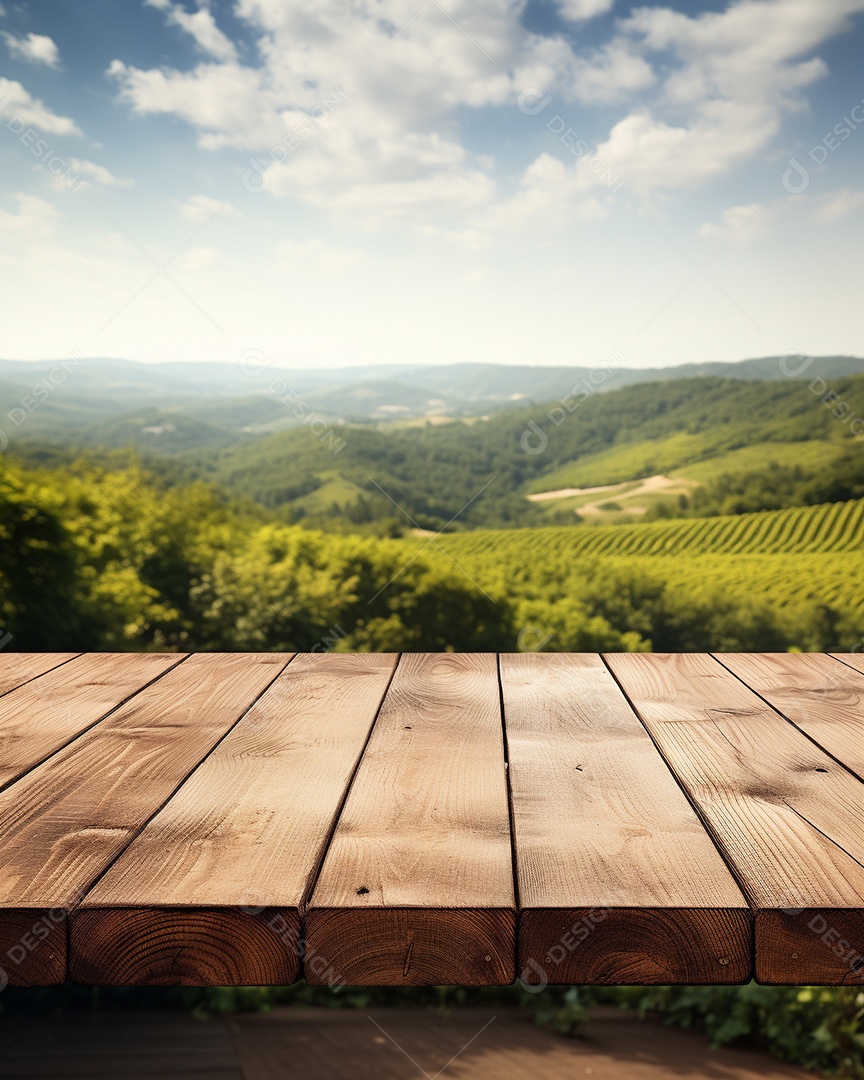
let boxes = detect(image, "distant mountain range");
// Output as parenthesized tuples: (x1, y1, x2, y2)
(4, 355, 863, 532)
(1, 354, 862, 441)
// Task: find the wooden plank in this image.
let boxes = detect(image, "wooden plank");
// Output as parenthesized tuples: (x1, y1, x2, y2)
(502, 653, 750, 986)
(0, 653, 287, 986)
(606, 653, 864, 985)
(70, 653, 397, 986)
(306, 653, 515, 986)
(0, 653, 79, 698)
(0, 652, 182, 789)
(717, 652, 864, 778)
(833, 651, 864, 676)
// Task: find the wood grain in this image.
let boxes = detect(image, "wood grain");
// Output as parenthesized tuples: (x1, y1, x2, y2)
(0, 909, 66, 986)
(606, 652, 864, 984)
(2, 651, 863, 987)
(0, 653, 78, 698)
(0, 652, 182, 790)
(717, 652, 864, 779)
(0, 653, 287, 986)
(833, 652, 864, 676)
(71, 653, 397, 986)
(71, 907, 298, 987)
(502, 653, 750, 985)
(306, 653, 515, 985)
(307, 908, 511, 985)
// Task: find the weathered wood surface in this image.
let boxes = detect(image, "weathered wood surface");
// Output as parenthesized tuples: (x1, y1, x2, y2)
(0, 653, 285, 984)
(834, 651, 864, 676)
(306, 653, 516, 985)
(0, 652, 181, 790)
(606, 653, 864, 985)
(503, 653, 750, 985)
(72, 653, 397, 986)
(0, 651, 860, 986)
(0, 652, 79, 698)
(717, 652, 864, 779)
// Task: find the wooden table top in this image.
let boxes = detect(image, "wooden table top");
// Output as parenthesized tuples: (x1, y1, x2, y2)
(0, 651, 862, 989)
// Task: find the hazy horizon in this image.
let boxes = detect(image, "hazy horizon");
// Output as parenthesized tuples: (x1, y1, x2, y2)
(2, 350, 864, 371)
(2, 0, 864, 370)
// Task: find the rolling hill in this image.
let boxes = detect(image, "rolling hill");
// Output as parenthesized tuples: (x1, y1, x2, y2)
(431, 498, 864, 652)
(5, 359, 863, 532)
(437, 497, 864, 560)
(2, 353, 863, 443)
(176, 372, 864, 529)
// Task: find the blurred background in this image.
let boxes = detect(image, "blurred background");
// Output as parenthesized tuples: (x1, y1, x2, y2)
(1, 0, 863, 1076)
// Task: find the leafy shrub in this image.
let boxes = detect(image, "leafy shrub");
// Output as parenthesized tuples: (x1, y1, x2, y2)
(614, 984, 864, 1078)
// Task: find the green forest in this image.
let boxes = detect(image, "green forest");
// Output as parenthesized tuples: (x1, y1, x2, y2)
(2, 454, 863, 656)
(16, 371, 864, 531)
(3, 369, 864, 655)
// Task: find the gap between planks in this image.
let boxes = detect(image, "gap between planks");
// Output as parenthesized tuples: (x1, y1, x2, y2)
(305, 653, 516, 986)
(1, 652, 859, 986)
(0, 653, 291, 985)
(605, 653, 864, 986)
(505, 652, 750, 986)
(70, 654, 399, 987)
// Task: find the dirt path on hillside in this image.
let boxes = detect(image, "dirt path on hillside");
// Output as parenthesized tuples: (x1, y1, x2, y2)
(528, 474, 690, 517)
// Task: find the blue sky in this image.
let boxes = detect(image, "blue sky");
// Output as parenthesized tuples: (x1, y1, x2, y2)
(1, 0, 864, 369)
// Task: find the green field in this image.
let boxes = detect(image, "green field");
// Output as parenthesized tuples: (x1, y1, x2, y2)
(3, 448, 863, 658)
(670, 440, 847, 483)
(292, 472, 365, 514)
(432, 499, 864, 650)
(441, 497, 864, 558)
(526, 435, 849, 494)
(524, 430, 729, 491)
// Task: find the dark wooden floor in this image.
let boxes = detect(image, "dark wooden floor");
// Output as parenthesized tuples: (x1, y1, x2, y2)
(0, 1007, 814, 1079)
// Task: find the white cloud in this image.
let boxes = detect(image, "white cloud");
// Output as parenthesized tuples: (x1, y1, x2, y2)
(108, 0, 585, 225)
(0, 193, 59, 237)
(557, 0, 615, 21)
(480, 152, 609, 236)
(594, 107, 782, 192)
(569, 42, 656, 104)
(107, 57, 274, 143)
(3, 31, 60, 67)
(587, 0, 864, 193)
(106, 0, 864, 223)
(57, 158, 132, 190)
(0, 76, 82, 135)
(144, 0, 237, 62)
(814, 188, 864, 223)
(175, 193, 238, 220)
(698, 202, 765, 240)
